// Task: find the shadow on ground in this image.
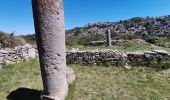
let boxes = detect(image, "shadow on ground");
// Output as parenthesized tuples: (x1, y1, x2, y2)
(7, 88, 41, 100)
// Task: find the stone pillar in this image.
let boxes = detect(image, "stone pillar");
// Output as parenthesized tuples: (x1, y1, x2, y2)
(106, 29, 112, 46)
(32, 0, 68, 100)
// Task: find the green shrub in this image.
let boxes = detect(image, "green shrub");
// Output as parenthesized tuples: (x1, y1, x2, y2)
(21, 34, 36, 45)
(66, 39, 78, 46)
(112, 33, 141, 40)
(77, 34, 105, 45)
(13, 37, 26, 46)
(145, 35, 160, 44)
(0, 31, 28, 48)
(78, 35, 92, 45)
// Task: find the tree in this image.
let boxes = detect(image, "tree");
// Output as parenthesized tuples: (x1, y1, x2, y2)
(32, 0, 68, 100)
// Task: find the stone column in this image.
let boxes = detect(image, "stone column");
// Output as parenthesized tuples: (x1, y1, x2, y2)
(106, 29, 112, 46)
(32, 0, 68, 100)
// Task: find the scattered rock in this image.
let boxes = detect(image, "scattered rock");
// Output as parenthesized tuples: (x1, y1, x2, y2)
(161, 68, 170, 77)
(69, 48, 79, 52)
(153, 50, 168, 54)
(0, 44, 37, 65)
(124, 64, 131, 70)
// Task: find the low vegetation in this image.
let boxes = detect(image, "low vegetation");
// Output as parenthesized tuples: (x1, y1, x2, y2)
(0, 59, 170, 100)
(144, 35, 170, 48)
(0, 31, 26, 48)
(68, 65, 170, 100)
(69, 43, 170, 52)
(21, 34, 36, 45)
(0, 59, 42, 100)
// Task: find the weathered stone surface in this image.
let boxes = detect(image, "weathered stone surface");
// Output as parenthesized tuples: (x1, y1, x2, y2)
(87, 39, 147, 46)
(66, 67, 76, 84)
(106, 29, 112, 46)
(153, 50, 169, 54)
(124, 64, 131, 70)
(32, 0, 69, 99)
(0, 50, 8, 54)
(67, 49, 170, 67)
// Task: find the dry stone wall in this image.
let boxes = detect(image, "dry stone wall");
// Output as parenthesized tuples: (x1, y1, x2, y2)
(87, 39, 147, 46)
(66, 49, 170, 68)
(1, 44, 169, 69)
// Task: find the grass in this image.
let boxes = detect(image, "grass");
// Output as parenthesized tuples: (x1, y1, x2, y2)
(151, 44, 170, 52)
(70, 43, 170, 52)
(68, 65, 170, 100)
(0, 59, 42, 99)
(0, 60, 170, 100)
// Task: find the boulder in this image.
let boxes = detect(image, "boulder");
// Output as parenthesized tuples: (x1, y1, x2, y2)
(153, 50, 168, 55)
(66, 67, 76, 84)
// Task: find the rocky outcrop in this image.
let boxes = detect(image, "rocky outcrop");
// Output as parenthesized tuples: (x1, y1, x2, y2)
(66, 15, 170, 37)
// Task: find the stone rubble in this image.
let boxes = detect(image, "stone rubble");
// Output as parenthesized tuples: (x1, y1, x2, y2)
(0, 44, 37, 65)
(87, 39, 147, 46)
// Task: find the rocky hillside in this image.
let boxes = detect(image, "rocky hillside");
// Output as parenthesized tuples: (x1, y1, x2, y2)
(66, 15, 170, 37)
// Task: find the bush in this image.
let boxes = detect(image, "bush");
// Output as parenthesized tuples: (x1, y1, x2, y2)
(66, 39, 78, 46)
(77, 34, 105, 45)
(145, 35, 160, 44)
(112, 33, 141, 40)
(13, 37, 27, 46)
(78, 35, 91, 45)
(0, 31, 28, 48)
(21, 34, 36, 45)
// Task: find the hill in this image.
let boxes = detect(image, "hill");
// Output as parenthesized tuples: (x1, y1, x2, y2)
(65, 15, 170, 47)
(66, 15, 170, 38)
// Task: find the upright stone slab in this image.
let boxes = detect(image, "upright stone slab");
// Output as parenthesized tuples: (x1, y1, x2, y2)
(32, 0, 68, 100)
(106, 29, 112, 46)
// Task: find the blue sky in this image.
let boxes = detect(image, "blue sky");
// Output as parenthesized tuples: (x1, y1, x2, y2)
(0, 0, 170, 35)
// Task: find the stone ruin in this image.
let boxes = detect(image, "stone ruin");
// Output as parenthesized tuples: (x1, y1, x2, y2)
(67, 49, 170, 68)
(87, 39, 147, 46)
(0, 44, 169, 69)
(0, 44, 37, 65)
(106, 29, 112, 46)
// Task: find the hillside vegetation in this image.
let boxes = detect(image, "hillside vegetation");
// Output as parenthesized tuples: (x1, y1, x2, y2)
(2, 15, 169, 48)
(0, 31, 26, 48)
(67, 15, 170, 37)
(66, 15, 170, 47)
